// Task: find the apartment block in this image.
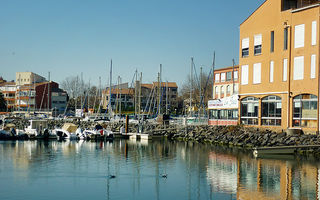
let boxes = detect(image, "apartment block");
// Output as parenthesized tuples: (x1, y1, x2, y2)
(239, 0, 320, 133)
(208, 66, 239, 126)
(212, 66, 239, 99)
(16, 72, 46, 85)
(0, 82, 17, 111)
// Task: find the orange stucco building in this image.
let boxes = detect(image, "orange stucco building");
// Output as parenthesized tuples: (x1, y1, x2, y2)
(239, 0, 320, 133)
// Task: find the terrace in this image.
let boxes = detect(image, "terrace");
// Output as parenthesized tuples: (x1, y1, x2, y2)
(282, 0, 320, 11)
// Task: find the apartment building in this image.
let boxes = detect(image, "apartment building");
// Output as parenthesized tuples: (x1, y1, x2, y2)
(102, 88, 134, 111)
(16, 81, 67, 113)
(16, 72, 46, 85)
(0, 82, 17, 111)
(208, 66, 239, 125)
(212, 66, 239, 99)
(239, 0, 320, 133)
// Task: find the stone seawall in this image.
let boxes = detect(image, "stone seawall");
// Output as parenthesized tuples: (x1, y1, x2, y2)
(167, 125, 320, 154)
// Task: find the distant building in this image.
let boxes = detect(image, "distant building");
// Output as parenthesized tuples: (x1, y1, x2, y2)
(0, 82, 17, 111)
(102, 87, 134, 112)
(151, 82, 178, 114)
(212, 66, 239, 99)
(16, 81, 67, 113)
(16, 72, 46, 85)
(102, 81, 179, 115)
(208, 66, 239, 126)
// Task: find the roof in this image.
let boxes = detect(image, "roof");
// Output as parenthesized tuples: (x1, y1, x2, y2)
(153, 82, 178, 88)
(214, 66, 239, 73)
(141, 84, 153, 89)
(104, 88, 134, 95)
(0, 82, 16, 87)
(240, 0, 267, 26)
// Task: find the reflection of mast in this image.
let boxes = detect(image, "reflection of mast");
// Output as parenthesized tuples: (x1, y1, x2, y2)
(106, 155, 110, 200)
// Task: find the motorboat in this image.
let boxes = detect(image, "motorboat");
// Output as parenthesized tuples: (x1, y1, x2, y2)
(24, 119, 56, 139)
(0, 123, 28, 140)
(83, 124, 113, 140)
(53, 123, 81, 140)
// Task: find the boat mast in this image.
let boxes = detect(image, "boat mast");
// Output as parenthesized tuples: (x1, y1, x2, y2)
(48, 71, 50, 112)
(190, 57, 193, 117)
(109, 59, 113, 118)
(134, 69, 138, 118)
(81, 72, 83, 110)
(88, 79, 90, 114)
(166, 81, 168, 115)
(75, 76, 78, 116)
(199, 66, 202, 119)
(119, 76, 122, 117)
(157, 72, 161, 115)
(139, 72, 142, 121)
(18, 74, 21, 112)
(212, 52, 215, 98)
(232, 59, 235, 94)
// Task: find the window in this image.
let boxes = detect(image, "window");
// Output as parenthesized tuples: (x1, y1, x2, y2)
(294, 24, 305, 49)
(221, 73, 226, 82)
(293, 56, 304, 80)
(254, 34, 262, 55)
(227, 85, 231, 95)
(311, 55, 316, 79)
(215, 86, 219, 96)
(270, 31, 274, 52)
(312, 21, 317, 45)
(261, 96, 282, 126)
(270, 61, 274, 83)
(220, 86, 224, 96)
(284, 27, 288, 50)
(234, 84, 239, 94)
(215, 73, 220, 83)
(242, 38, 249, 57)
(226, 72, 232, 81)
(293, 94, 318, 127)
(241, 65, 249, 85)
(283, 59, 288, 81)
(234, 71, 238, 81)
(253, 63, 261, 84)
(241, 97, 259, 125)
(209, 109, 238, 120)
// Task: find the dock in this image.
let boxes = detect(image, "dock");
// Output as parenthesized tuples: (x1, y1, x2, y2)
(253, 145, 320, 157)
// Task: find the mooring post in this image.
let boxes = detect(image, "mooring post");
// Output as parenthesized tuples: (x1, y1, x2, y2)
(125, 115, 129, 134)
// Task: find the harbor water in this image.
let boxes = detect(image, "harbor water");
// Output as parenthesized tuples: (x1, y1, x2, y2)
(0, 139, 319, 200)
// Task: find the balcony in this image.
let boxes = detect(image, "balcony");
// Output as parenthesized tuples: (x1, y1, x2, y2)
(282, 0, 320, 11)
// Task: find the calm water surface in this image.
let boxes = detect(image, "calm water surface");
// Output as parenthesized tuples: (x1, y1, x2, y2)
(0, 139, 319, 200)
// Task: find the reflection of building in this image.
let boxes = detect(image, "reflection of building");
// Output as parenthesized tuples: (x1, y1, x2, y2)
(207, 152, 237, 193)
(207, 151, 319, 199)
(208, 66, 239, 125)
(239, 0, 320, 133)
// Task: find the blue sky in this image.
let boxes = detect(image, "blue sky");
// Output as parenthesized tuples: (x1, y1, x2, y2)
(0, 0, 265, 88)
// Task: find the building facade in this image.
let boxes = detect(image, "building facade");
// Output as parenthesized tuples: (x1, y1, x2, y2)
(239, 0, 320, 133)
(0, 82, 17, 111)
(212, 66, 239, 99)
(209, 66, 239, 126)
(16, 72, 46, 86)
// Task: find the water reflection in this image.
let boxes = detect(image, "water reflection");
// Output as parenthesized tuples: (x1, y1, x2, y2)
(0, 140, 319, 200)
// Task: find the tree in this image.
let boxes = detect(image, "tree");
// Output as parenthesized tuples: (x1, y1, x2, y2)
(0, 92, 7, 112)
(180, 70, 213, 115)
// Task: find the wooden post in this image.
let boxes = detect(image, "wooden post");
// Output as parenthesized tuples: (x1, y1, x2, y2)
(125, 115, 129, 134)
